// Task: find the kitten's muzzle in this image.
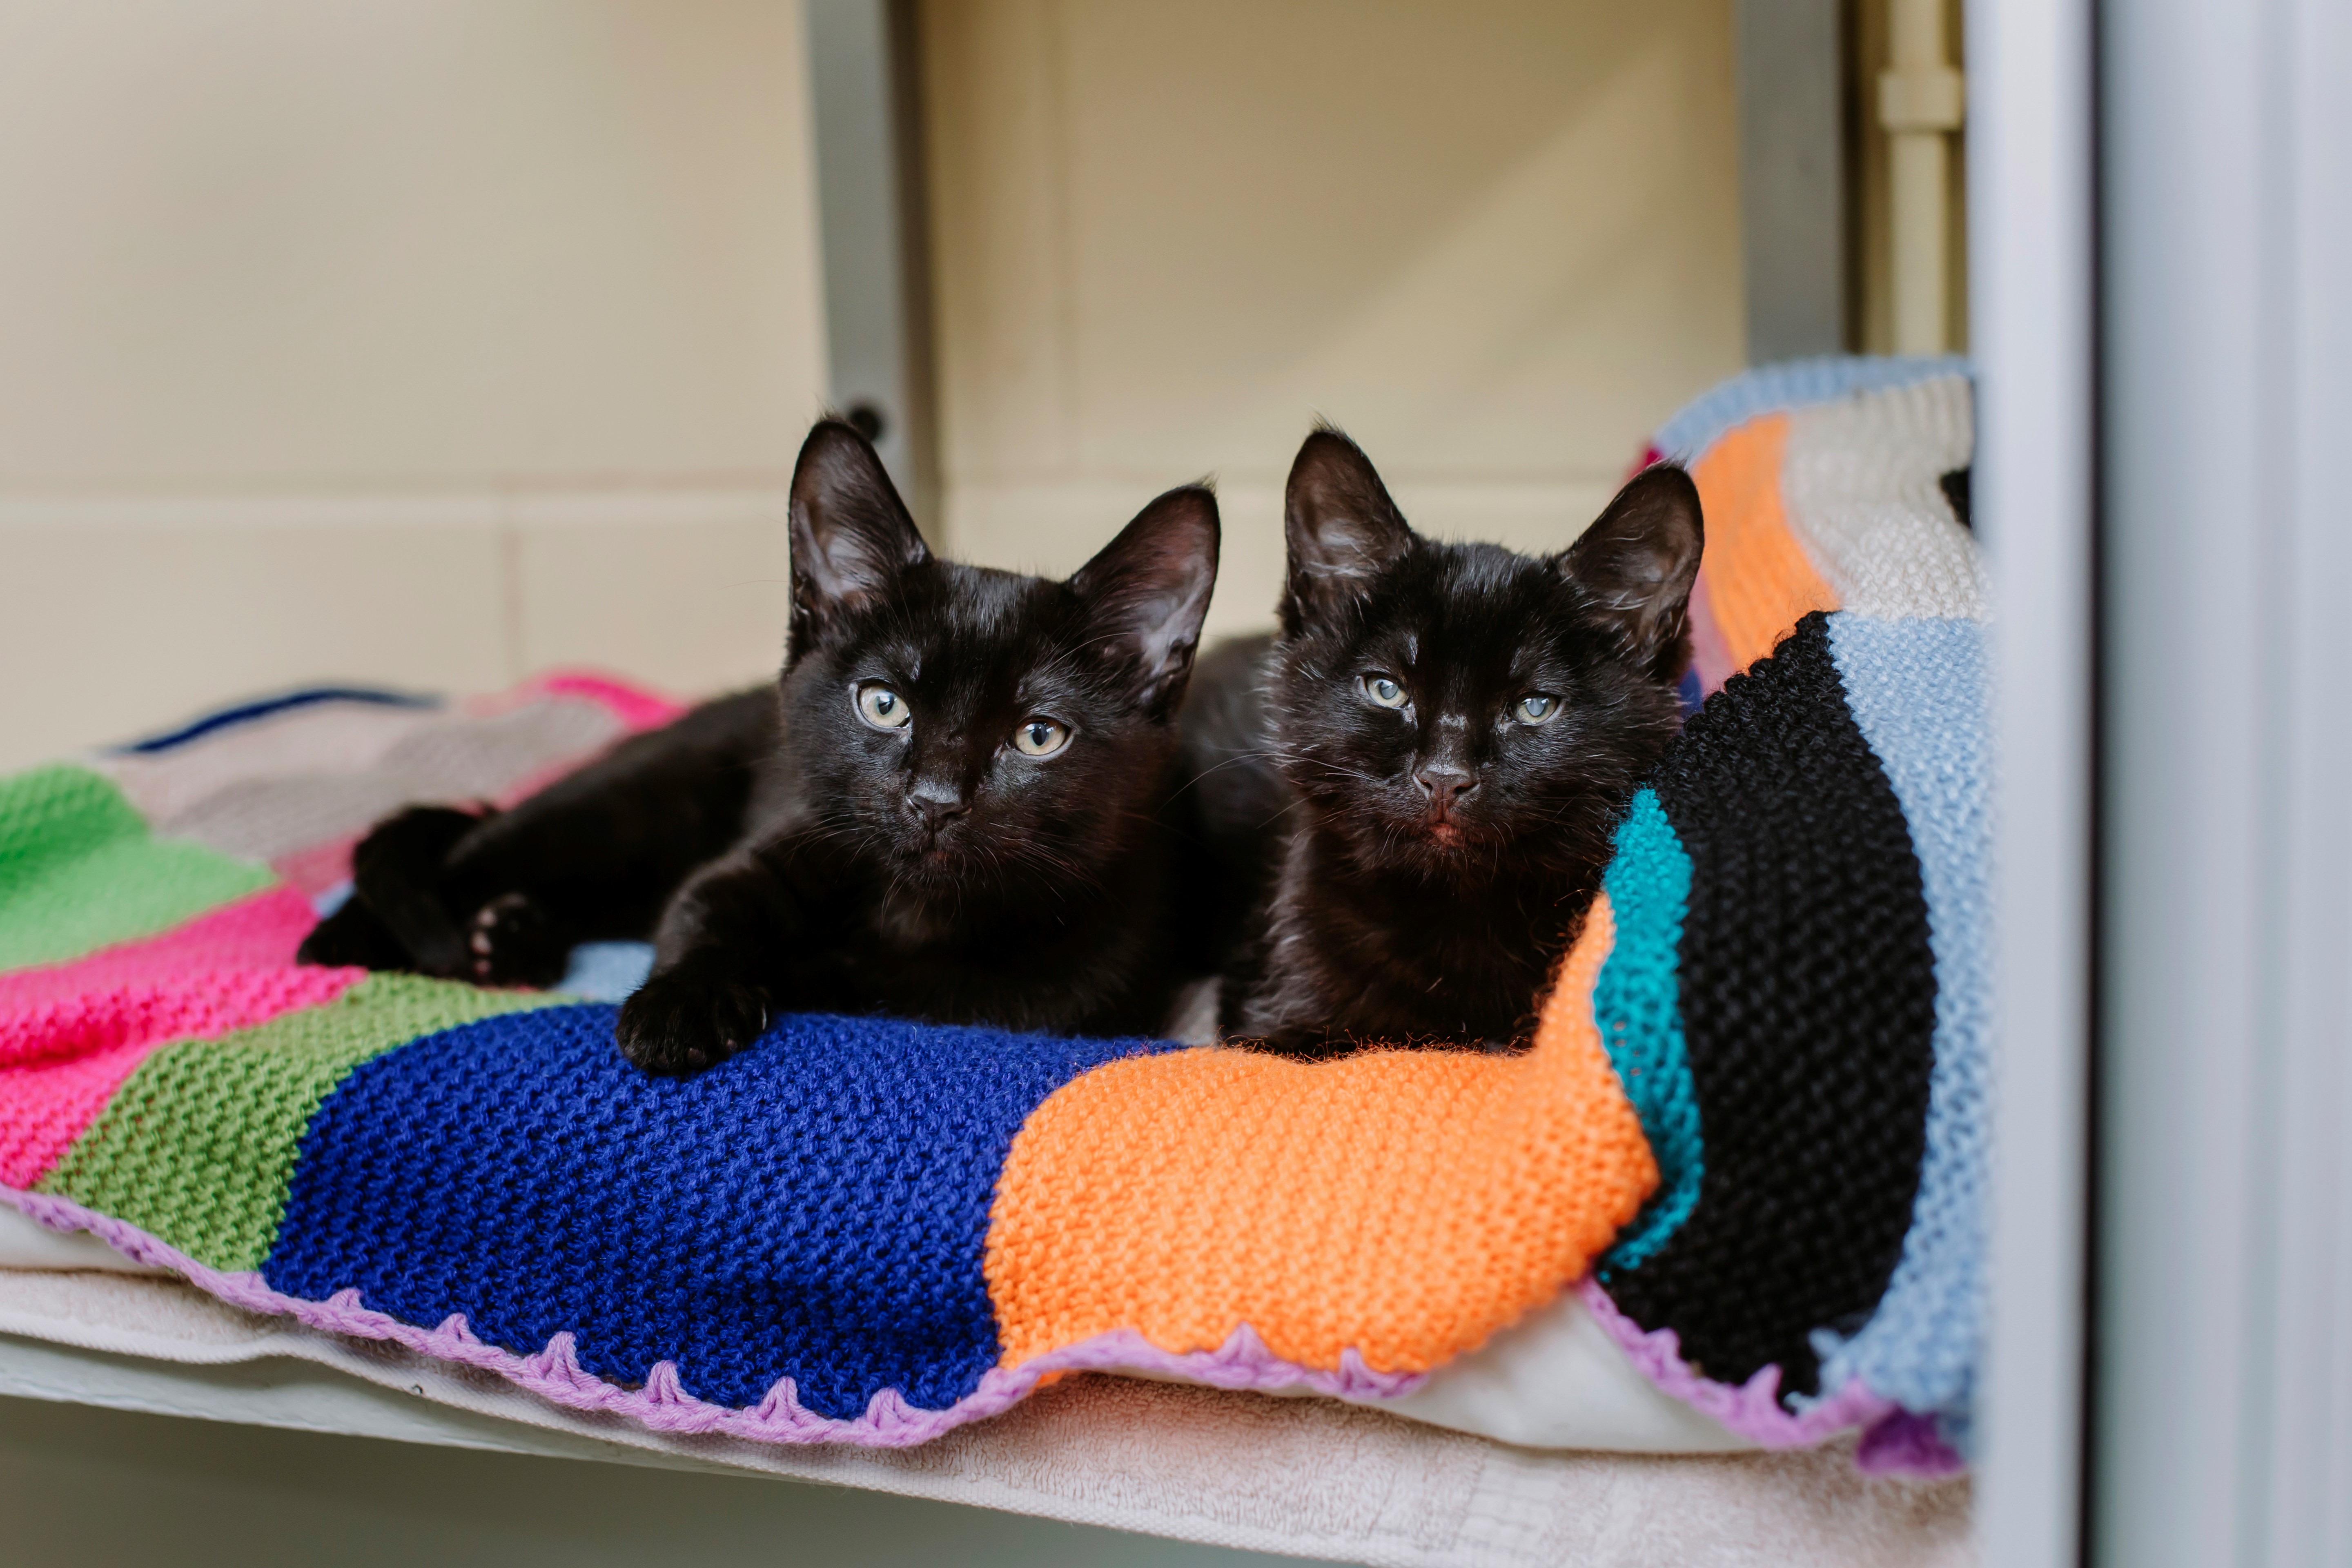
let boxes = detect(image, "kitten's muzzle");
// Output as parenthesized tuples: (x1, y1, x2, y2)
(1412, 766, 1477, 813)
(904, 782, 970, 834)
(1411, 764, 1477, 847)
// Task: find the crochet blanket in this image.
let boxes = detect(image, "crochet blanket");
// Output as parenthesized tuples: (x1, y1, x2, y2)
(0, 357, 1984, 1475)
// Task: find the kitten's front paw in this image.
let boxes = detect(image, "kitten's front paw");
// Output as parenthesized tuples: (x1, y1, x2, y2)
(466, 893, 569, 987)
(617, 970, 771, 1076)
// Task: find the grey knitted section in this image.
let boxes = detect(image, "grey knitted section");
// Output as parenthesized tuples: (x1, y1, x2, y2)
(145, 700, 624, 864)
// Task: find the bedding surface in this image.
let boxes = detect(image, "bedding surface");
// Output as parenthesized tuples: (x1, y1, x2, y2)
(0, 1267, 1973, 1568)
(0, 357, 1985, 1472)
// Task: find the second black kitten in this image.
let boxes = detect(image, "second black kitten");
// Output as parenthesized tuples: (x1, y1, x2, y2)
(303, 419, 1221, 1074)
(1179, 429, 1702, 1055)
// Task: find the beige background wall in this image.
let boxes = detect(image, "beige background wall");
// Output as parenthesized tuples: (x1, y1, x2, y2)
(922, 0, 1744, 641)
(0, 0, 1744, 768)
(0, 0, 830, 770)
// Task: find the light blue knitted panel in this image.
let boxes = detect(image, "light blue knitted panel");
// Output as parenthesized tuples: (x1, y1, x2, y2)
(559, 941, 655, 1002)
(1592, 789, 1704, 1273)
(1652, 355, 1973, 462)
(1808, 614, 1990, 1439)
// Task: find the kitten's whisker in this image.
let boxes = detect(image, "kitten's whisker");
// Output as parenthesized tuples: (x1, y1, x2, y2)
(1163, 750, 1281, 801)
(1250, 796, 1312, 832)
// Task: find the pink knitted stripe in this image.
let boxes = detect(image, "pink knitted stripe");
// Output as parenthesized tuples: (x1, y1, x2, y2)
(0, 886, 321, 1011)
(1574, 1278, 1961, 1474)
(0, 960, 358, 1069)
(499, 671, 688, 735)
(248, 677, 686, 889)
(0, 888, 360, 1187)
(0, 1042, 163, 1189)
(1684, 569, 1740, 699)
(487, 675, 688, 806)
(5, 1189, 1423, 1448)
(272, 835, 360, 897)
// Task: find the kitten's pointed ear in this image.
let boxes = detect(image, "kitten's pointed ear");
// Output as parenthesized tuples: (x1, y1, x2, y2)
(1282, 428, 1416, 633)
(1068, 484, 1220, 715)
(1561, 463, 1705, 679)
(788, 419, 930, 647)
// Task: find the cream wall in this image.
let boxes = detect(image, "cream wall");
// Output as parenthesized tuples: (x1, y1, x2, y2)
(921, 0, 1745, 641)
(0, 0, 830, 769)
(0, 1, 1746, 770)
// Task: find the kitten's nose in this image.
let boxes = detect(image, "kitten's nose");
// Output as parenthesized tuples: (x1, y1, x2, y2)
(906, 783, 968, 830)
(1413, 766, 1477, 809)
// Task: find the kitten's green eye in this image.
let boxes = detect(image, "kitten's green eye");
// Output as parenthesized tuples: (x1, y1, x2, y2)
(855, 684, 911, 731)
(1012, 717, 1070, 757)
(1361, 674, 1408, 709)
(1515, 693, 1559, 726)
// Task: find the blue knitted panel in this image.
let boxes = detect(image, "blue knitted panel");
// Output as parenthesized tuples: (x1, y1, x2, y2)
(262, 1004, 1172, 1419)
(1652, 355, 1972, 462)
(1592, 790, 1703, 1274)
(1810, 614, 1990, 1441)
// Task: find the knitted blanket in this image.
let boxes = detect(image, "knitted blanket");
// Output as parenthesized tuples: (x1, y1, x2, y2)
(0, 358, 1984, 1475)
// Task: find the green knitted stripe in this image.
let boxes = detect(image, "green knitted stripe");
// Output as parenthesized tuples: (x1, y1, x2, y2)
(0, 764, 274, 971)
(38, 974, 561, 1272)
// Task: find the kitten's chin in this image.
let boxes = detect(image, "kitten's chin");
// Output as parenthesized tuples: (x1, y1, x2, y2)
(894, 835, 1024, 894)
(1343, 815, 1489, 878)
(900, 843, 971, 883)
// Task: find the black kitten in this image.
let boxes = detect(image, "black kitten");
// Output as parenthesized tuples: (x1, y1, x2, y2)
(301, 419, 1221, 1074)
(1178, 429, 1701, 1055)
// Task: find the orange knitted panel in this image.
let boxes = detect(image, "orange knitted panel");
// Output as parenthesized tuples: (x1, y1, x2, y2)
(1689, 413, 1839, 670)
(984, 897, 1656, 1376)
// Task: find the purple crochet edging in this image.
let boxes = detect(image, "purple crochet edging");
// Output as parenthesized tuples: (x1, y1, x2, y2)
(5, 1188, 1423, 1447)
(1577, 1279, 1962, 1477)
(1853, 1410, 1968, 1478)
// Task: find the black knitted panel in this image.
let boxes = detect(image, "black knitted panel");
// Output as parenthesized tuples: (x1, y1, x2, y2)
(1603, 612, 1936, 1400)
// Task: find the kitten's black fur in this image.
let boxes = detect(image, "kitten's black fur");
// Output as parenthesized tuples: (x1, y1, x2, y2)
(300, 419, 1221, 1075)
(1177, 429, 1702, 1056)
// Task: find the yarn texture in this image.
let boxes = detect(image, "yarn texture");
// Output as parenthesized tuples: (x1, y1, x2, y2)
(1782, 379, 1982, 620)
(39, 975, 557, 1272)
(267, 1005, 1170, 1420)
(1590, 792, 1702, 1272)
(0, 766, 272, 969)
(1601, 614, 1938, 1399)
(0, 359, 1993, 1468)
(1809, 615, 1990, 1439)
(984, 898, 1653, 1380)
(1686, 416, 1841, 671)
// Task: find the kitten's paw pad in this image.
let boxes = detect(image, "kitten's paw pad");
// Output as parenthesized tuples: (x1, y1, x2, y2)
(616, 973, 771, 1077)
(463, 893, 569, 988)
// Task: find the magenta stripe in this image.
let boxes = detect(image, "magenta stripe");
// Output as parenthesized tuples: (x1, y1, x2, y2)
(506, 671, 687, 734)
(4, 1187, 1419, 1447)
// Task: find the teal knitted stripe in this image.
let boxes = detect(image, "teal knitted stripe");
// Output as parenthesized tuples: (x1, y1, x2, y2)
(1593, 789, 1704, 1272)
